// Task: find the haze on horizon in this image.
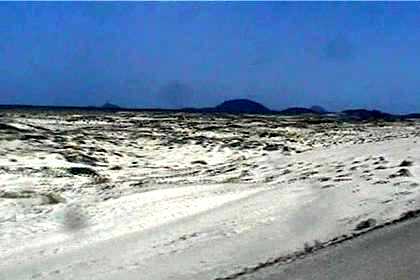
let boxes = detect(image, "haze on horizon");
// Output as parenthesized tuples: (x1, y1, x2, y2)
(1, 2, 420, 114)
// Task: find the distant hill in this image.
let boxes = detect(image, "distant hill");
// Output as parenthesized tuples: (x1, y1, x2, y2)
(310, 105, 328, 114)
(340, 109, 398, 121)
(101, 102, 121, 109)
(2, 101, 420, 120)
(187, 101, 325, 116)
(279, 107, 318, 115)
(404, 113, 420, 119)
(213, 99, 271, 114)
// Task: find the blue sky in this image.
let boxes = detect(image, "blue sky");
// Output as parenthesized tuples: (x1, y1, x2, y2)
(1, 2, 420, 113)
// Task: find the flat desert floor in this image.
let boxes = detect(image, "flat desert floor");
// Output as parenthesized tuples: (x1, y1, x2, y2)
(1, 110, 420, 279)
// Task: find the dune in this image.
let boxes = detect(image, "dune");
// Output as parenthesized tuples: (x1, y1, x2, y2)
(0, 109, 419, 279)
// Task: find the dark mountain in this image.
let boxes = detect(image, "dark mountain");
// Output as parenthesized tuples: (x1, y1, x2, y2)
(340, 109, 398, 121)
(213, 99, 271, 114)
(403, 113, 420, 119)
(2, 101, 420, 120)
(279, 107, 318, 115)
(186, 101, 324, 116)
(101, 102, 121, 109)
(310, 105, 328, 114)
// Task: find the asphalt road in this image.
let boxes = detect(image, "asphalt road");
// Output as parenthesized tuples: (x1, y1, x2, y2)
(240, 217, 420, 280)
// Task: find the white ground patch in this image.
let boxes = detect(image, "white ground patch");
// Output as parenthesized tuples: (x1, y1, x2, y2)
(0, 111, 420, 279)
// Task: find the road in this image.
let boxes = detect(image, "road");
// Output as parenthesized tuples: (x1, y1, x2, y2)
(240, 217, 420, 280)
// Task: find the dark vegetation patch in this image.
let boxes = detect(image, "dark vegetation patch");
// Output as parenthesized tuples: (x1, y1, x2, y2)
(109, 165, 123, 170)
(355, 218, 377, 231)
(0, 190, 35, 199)
(67, 167, 99, 176)
(191, 160, 208, 165)
(373, 180, 389, 185)
(389, 168, 412, 178)
(333, 177, 352, 182)
(0, 123, 27, 133)
(0, 190, 65, 204)
(374, 165, 388, 170)
(318, 177, 331, 182)
(263, 144, 281, 151)
(19, 134, 48, 141)
(61, 152, 100, 166)
(41, 192, 66, 204)
(400, 160, 414, 167)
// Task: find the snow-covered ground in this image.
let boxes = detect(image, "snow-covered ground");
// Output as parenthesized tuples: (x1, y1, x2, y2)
(1, 110, 420, 279)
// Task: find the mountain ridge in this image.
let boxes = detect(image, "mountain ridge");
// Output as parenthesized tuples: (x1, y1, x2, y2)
(0, 99, 419, 120)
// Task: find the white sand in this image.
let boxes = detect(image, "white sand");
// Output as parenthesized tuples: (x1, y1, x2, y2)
(0, 112, 420, 279)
